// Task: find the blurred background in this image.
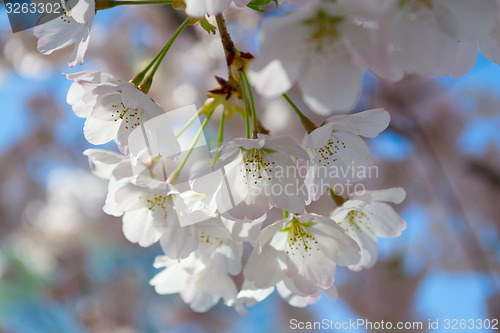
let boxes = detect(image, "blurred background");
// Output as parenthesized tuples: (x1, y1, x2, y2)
(0, 3, 500, 333)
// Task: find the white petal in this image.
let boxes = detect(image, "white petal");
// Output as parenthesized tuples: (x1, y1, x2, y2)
(298, 45, 364, 114)
(83, 117, 118, 145)
(354, 187, 406, 204)
(362, 202, 407, 238)
(150, 266, 189, 294)
(83, 149, 126, 179)
(122, 208, 162, 246)
(249, 11, 310, 97)
(160, 225, 199, 259)
(327, 108, 390, 138)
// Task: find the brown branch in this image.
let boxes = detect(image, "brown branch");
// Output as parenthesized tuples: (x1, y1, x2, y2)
(215, 13, 239, 92)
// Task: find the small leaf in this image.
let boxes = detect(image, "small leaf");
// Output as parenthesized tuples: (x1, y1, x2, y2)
(246, 0, 277, 12)
(199, 17, 216, 35)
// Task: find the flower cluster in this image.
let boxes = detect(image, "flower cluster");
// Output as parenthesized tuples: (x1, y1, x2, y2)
(31, 0, 500, 313)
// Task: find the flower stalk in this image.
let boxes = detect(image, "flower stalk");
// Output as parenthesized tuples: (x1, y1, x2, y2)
(282, 93, 317, 133)
(134, 18, 189, 93)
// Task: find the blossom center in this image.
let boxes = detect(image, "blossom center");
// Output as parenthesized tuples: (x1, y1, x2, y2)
(143, 193, 169, 219)
(199, 231, 231, 246)
(240, 148, 275, 185)
(312, 136, 346, 168)
(343, 210, 371, 232)
(282, 218, 319, 258)
(110, 101, 141, 130)
(303, 9, 344, 52)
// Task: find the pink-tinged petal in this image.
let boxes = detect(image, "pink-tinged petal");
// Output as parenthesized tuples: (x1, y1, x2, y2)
(68, 29, 90, 67)
(276, 280, 321, 307)
(281, 274, 323, 297)
(34, 18, 82, 54)
(327, 108, 390, 138)
(122, 208, 162, 246)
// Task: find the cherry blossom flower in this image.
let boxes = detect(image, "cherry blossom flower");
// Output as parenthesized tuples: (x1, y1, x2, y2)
(185, 0, 251, 17)
(103, 176, 180, 247)
(303, 108, 390, 202)
(34, 0, 95, 67)
(150, 254, 238, 312)
(244, 213, 360, 298)
(65, 70, 167, 154)
(190, 135, 309, 220)
(158, 208, 243, 271)
(330, 187, 407, 271)
(377, 0, 498, 78)
(249, 1, 373, 114)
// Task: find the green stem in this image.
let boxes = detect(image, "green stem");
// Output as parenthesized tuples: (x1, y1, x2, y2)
(282, 93, 317, 134)
(239, 71, 251, 139)
(130, 37, 177, 87)
(212, 111, 226, 165)
(283, 210, 289, 219)
(240, 71, 258, 139)
(176, 109, 205, 138)
(138, 18, 190, 93)
(167, 107, 218, 185)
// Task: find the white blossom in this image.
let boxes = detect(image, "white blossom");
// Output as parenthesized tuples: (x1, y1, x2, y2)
(244, 213, 360, 298)
(249, 1, 373, 114)
(103, 176, 180, 247)
(377, 0, 498, 78)
(65, 71, 167, 154)
(34, 0, 95, 67)
(330, 187, 407, 271)
(303, 108, 390, 202)
(150, 254, 238, 312)
(191, 135, 309, 220)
